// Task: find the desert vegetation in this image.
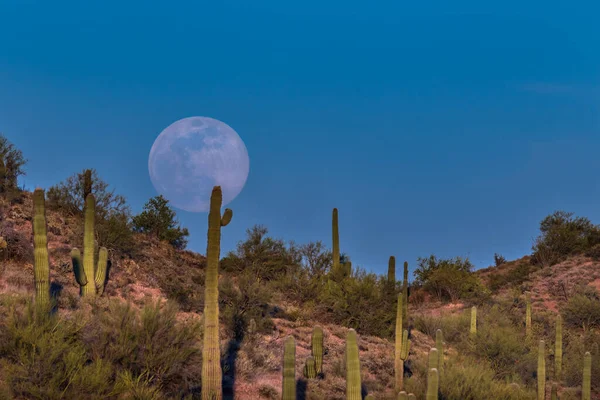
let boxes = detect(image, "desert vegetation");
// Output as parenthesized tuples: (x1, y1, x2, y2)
(0, 133, 599, 399)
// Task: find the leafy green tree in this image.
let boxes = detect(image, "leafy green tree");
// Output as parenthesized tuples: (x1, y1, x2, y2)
(0, 134, 27, 193)
(532, 211, 600, 266)
(132, 195, 189, 250)
(414, 254, 481, 302)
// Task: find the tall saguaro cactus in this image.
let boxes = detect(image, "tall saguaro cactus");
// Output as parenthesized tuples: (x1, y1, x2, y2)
(583, 352, 591, 400)
(201, 186, 232, 400)
(526, 293, 532, 338)
(436, 329, 444, 378)
(282, 336, 296, 400)
(32, 189, 50, 309)
(346, 329, 362, 400)
(395, 294, 411, 393)
(402, 261, 409, 328)
(71, 194, 108, 297)
(470, 306, 477, 336)
(538, 340, 546, 400)
(312, 326, 324, 375)
(555, 314, 563, 380)
(332, 208, 340, 276)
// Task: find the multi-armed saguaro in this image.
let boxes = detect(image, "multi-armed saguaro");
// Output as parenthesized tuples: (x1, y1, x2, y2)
(201, 186, 233, 400)
(346, 329, 362, 400)
(32, 188, 50, 309)
(71, 194, 108, 297)
(395, 293, 411, 393)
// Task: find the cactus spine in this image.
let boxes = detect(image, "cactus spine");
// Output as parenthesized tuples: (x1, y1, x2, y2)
(312, 326, 324, 375)
(470, 306, 477, 335)
(71, 194, 108, 297)
(436, 329, 444, 378)
(201, 186, 232, 400)
(346, 329, 361, 400)
(526, 293, 532, 338)
(402, 261, 409, 328)
(538, 340, 546, 400)
(304, 356, 316, 379)
(388, 256, 396, 287)
(427, 368, 439, 400)
(332, 208, 340, 277)
(582, 351, 591, 400)
(555, 313, 562, 380)
(282, 336, 296, 400)
(395, 294, 411, 392)
(32, 189, 50, 309)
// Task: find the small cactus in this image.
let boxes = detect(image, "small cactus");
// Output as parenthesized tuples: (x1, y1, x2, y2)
(555, 314, 562, 380)
(32, 189, 50, 309)
(551, 383, 558, 400)
(436, 329, 444, 378)
(583, 352, 591, 400)
(311, 326, 324, 375)
(538, 340, 546, 400)
(428, 348, 439, 371)
(303, 356, 316, 379)
(346, 329, 361, 400)
(526, 293, 532, 338)
(282, 336, 296, 400)
(470, 306, 477, 335)
(395, 294, 411, 393)
(427, 368, 439, 400)
(397, 392, 408, 400)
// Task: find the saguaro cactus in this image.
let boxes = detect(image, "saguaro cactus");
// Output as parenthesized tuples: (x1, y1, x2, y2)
(83, 169, 92, 201)
(583, 352, 591, 400)
(71, 194, 108, 297)
(201, 186, 232, 400)
(282, 336, 296, 400)
(32, 189, 50, 309)
(428, 347, 439, 371)
(408, 394, 416, 400)
(332, 208, 340, 276)
(346, 329, 361, 400)
(538, 340, 546, 400)
(304, 356, 316, 379)
(312, 326, 324, 374)
(436, 329, 444, 377)
(470, 306, 477, 335)
(551, 383, 558, 400)
(398, 392, 408, 400)
(395, 294, 411, 392)
(402, 261, 409, 328)
(388, 256, 396, 287)
(526, 293, 532, 338)
(555, 314, 562, 380)
(427, 368, 439, 400)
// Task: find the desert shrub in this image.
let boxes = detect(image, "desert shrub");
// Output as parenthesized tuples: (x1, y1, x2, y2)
(220, 272, 273, 340)
(495, 253, 507, 266)
(488, 262, 537, 291)
(412, 312, 471, 344)
(532, 211, 600, 266)
(0, 133, 27, 194)
(0, 220, 32, 262)
(584, 243, 600, 260)
(561, 288, 600, 331)
(132, 195, 189, 250)
(414, 254, 482, 302)
(258, 384, 279, 399)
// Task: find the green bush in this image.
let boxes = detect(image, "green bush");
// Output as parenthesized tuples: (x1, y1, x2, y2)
(132, 195, 189, 250)
(414, 254, 483, 302)
(561, 289, 600, 331)
(0, 133, 27, 194)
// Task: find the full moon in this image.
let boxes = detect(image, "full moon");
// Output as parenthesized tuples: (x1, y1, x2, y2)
(148, 116, 250, 213)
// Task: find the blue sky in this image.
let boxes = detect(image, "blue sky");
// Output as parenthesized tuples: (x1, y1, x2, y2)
(1, 1, 599, 275)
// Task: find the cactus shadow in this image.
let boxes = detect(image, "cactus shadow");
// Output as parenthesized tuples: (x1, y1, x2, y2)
(296, 378, 308, 400)
(50, 281, 63, 314)
(361, 384, 368, 398)
(103, 259, 113, 290)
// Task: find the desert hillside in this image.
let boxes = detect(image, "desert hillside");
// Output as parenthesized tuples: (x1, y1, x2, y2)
(1, 188, 599, 400)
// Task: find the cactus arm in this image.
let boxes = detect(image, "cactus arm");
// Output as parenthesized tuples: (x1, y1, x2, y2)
(94, 247, 108, 295)
(71, 248, 87, 287)
(221, 208, 232, 226)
